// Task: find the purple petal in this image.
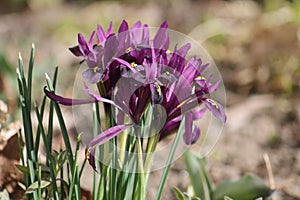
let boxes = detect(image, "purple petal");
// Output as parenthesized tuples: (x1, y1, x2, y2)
(97, 24, 106, 43)
(83, 83, 122, 110)
(159, 116, 181, 140)
(88, 31, 96, 49)
(183, 112, 201, 145)
(208, 80, 221, 93)
(44, 87, 96, 106)
(150, 82, 163, 104)
(184, 113, 193, 144)
(177, 43, 191, 58)
(113, 57, 137, 73)
(142, 24, 149, 45)
(85, 147, 97, 172)
(69, 45, 83, 57)
(131, 21, 143, 44)
(82, 68, 104, 84)
(78, 33, 89, 56)
(118, 20, 129, 33)
(88, 124, 130, 147)
(153, 21, 169, 50)
(106, 22, 113, 35)
(202, 98, 226, 122)
(86, 124, 131, 172)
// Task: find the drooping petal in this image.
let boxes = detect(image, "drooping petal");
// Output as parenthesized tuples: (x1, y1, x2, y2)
(159, 116, 181, 140)
(85, 147, 97, 172)
(183, 111, 202, 145)
(87, 124, 130, 148)
(183, 126, 200, 145)
(85, 124, 131, 171)
(202, 98, 226, 122)
(83, 83, 122, 110)
(44, 87, 96, 106)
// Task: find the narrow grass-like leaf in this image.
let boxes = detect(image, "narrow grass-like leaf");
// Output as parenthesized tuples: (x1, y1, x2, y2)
(68, 135, 81, 200)
(155, 117, 185, 200)
(35, 107, 59, 200)
(47, 67, 58, 153)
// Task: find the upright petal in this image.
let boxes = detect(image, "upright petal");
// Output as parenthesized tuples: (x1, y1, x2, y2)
(153, 21, 169, 50)
(118, 20, 129, 33)
(78, 33, 89, 57)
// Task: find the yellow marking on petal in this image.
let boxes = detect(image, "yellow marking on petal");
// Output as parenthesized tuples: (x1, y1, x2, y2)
(166, 49, 173, 54)
(85, 146, 95, 161)
(195, 75, 206, 81)
(93, 66, 99, 73)
(165, 71, 170, 75)
(154, 82, 162, 96)
(176, 98, 191, 109)
(126, 47, 132, 53)
(131, 62, 137, 68)
(206, 98, 219, 109)
(85, 147, 91, 160)
(95, 42, 101, 46)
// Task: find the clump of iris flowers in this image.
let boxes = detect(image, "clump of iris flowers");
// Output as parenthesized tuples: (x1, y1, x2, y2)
(45, 20, 226, 199)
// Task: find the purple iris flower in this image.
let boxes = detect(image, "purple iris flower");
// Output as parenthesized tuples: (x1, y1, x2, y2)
(45, 20, 226, 171)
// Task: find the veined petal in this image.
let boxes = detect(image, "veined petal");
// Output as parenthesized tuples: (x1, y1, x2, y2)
(83, 83, 122, 110)
(44, 87, 96, 106)
(202, 98, 226, 122)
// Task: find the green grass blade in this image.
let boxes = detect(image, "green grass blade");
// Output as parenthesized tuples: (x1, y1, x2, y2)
(35, 106, 59, 200)
(155, 117, 185, 200)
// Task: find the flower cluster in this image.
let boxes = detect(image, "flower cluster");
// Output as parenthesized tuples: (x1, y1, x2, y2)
(45, 20, 226, 171)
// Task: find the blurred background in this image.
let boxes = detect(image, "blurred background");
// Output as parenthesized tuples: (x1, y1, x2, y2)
(0, 0, 299, 199)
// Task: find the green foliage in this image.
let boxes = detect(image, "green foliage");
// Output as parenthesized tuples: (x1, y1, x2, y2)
(176, 150, 273, 200)
(16, 44, 85, 200)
